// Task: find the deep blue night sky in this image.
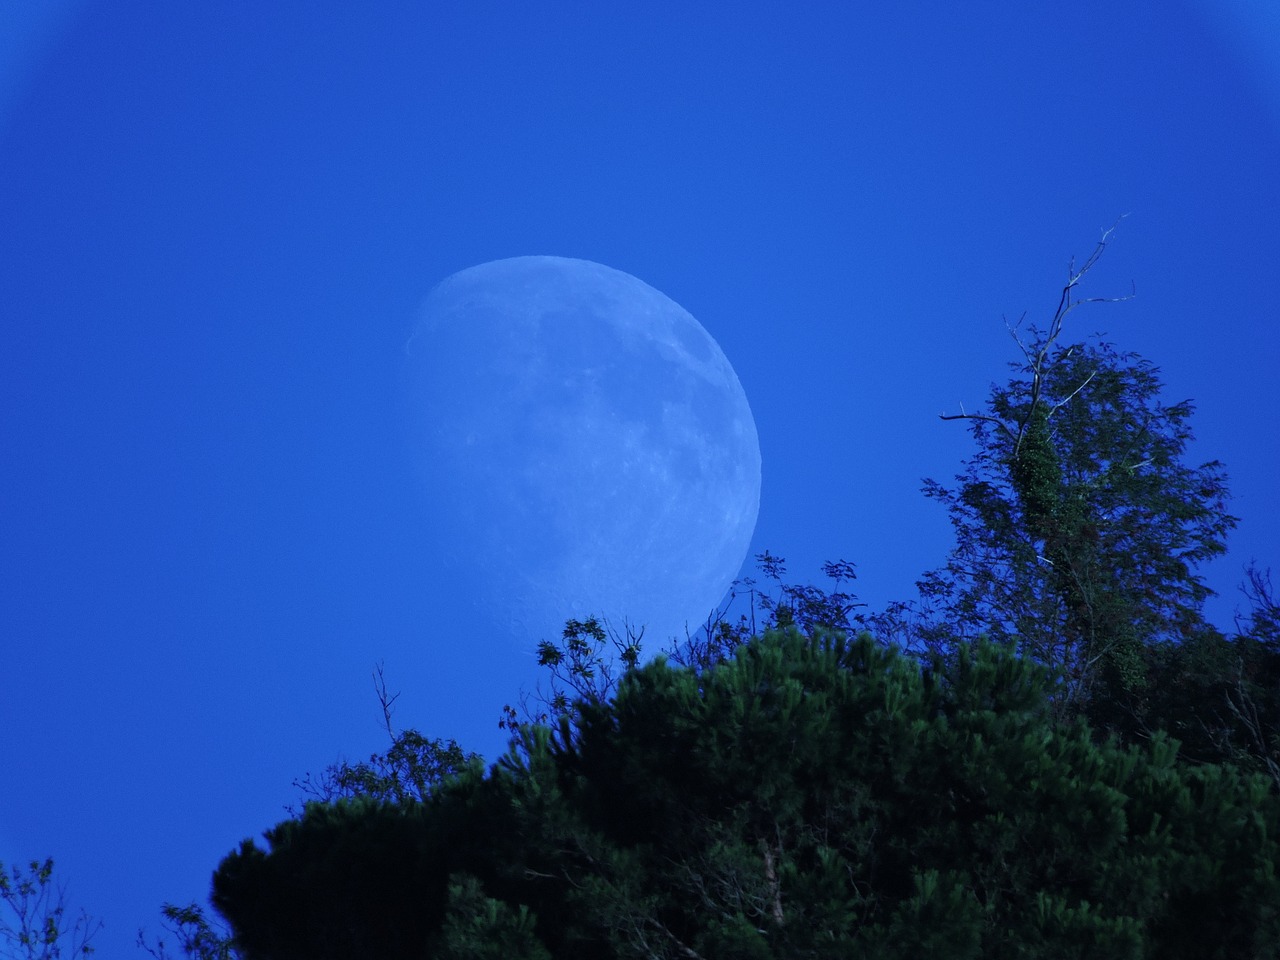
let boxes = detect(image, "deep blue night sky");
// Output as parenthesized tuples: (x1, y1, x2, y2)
(3, 2, 1278, 953)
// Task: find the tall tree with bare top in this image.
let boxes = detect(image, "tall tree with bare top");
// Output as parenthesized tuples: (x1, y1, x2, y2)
(913, 224, 1236, 718)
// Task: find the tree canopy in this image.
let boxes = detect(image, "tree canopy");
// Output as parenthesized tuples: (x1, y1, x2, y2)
(912, 228, 1235, 712)
(210, 629, 1280, 960)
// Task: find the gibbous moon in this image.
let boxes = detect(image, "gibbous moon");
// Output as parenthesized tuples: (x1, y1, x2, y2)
(404, 256, 761, 653)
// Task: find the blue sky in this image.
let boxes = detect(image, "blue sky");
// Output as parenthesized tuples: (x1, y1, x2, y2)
(3, 1, 1278, 953)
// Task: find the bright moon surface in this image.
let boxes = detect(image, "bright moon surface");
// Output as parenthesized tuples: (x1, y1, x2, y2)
(405, 256, 761, 652)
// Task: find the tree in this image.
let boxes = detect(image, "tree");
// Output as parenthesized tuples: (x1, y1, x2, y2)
(1122, 562, 1280, 787)
(137, 903, 240, 960)
(0, 859, 100, 960)
(498, 617, 644, 734)
(290, 663, 477, 812)
(912, 224, 1236, 719)
(498, 553, 863, 733)
(1225, 564, 1280, 785)
(134, 666, 476, 960)
(208, 629, 1280, 959)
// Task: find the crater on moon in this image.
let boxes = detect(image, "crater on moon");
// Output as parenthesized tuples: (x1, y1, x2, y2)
(404, 256, 761, 653)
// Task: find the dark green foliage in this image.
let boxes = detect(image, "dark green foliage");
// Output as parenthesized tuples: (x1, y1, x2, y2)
(888, 230, 1280, 790)
(430, 875, 550, 960)
(138, 902, 240, 960)
(211, 630, 1280, 959)
(500, 554, 864, 733)
(1008, 402, 1062, 539)
(499, 617, 642, 732)
(291, 665, 478, 811)
(923, 338, 1235, 711)
(1100, 566, 1280, 789)
(910, 230, 1236, 730)
(211, 800, 448, 960)
(290, 730, 475, 809)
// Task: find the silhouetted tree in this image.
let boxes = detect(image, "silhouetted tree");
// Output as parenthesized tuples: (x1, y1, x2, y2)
(210, 630, 1280, 959)
(0, 859, 100, 960)
(1120, 562, 1280, 787)
(137, 903, 239, 960)
(290, 664, 476, 812)
(499, 553, 864, 732)
(909, 224, 1235, 722)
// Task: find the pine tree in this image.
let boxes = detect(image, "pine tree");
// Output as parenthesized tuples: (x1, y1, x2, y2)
(211, 630, 1280, 958)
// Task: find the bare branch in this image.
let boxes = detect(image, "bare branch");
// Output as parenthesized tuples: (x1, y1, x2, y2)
(1005, 311, 1034, 364)
(1043, 216, 1132, 357)
(1048, 369, 1098, 418)
(943, 219, 1131, 463)
(1223, 660, 1280, 791)
(373, 662, 400, 742)
(938, 411, 1020, 443)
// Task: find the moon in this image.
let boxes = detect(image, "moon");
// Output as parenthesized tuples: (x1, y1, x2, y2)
(404, 256, 761, 654)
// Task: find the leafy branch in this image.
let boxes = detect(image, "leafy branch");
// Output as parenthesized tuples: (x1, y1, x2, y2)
(0, 859, 100, 960)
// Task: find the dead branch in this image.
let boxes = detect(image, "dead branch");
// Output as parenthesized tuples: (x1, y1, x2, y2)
(1223, 659, 1280, 791)
(1048, 369, 1098, 418)
(373, 661, 400, 741)
(940, 218, 1133, 457)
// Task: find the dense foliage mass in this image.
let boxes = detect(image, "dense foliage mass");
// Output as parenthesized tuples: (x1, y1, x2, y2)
(885, 230, 1280, 785)
(211, 630, 1280, 960)
(918, 340, 1234, 700)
